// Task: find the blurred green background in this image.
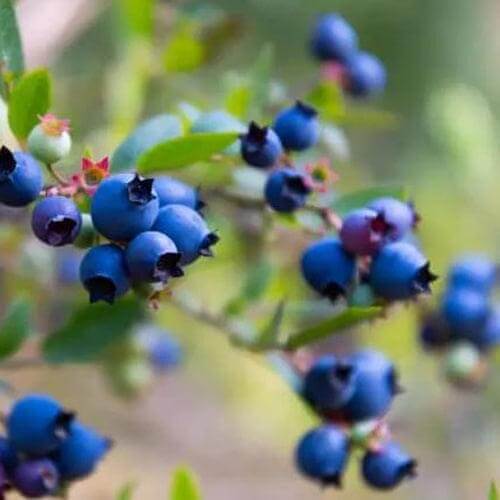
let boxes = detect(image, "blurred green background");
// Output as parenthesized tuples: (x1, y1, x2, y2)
(3, 0, 500, 498)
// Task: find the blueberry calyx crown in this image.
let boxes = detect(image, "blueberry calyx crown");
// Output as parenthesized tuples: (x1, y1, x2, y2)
(195, 187, 206, 212)
(321, 472, 343, 488)
(412, 262, 438, 294)
(242, 121, 269, 144)
(127, 174, 156, 205)
(369, 212, 393, 240)
(295, 100, 318, 118)
(388, 368, 405, 395)
(154, 252, 184, 281)
(282, 173, 312, 204)
(85, 276, 117, 304)
(0, 146, 16, 181)
(199, 232, 220, 257)
(408, 201, 421, 228)
(322, 281, 347, 302)
(46, 216, 78, 246)
(397, 458, 418, 481)
(53, 410, 76, 440)
(40, 464, 59, 492)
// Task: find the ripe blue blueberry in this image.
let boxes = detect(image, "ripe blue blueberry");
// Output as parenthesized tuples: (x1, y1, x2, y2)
(7, 394, 74, 456)
(361, 441, 417, 490)
(310, 13, 358, 63)
(153, 176, 204, 211)
(301, 237, 356, 301)
(31, 196, 82, 246)
(91, 173, 159, 241)
(344, 51, 387, 97)
(273, 101, 320, 151)
(152, 204, 219, 265)
(367, 197, 418, 241)
(125, 231, 183, 283)
(370, 241, 437, 300)
(264, 168, 311, 213)
(80, 244, 130, 304)
(0, 436, 18, 471)
(419, 313, 450, 351)
(295, 424, 349, 486)
(0, 146, 43, 207)
(53, 421, 112, 481)
(240, 122, 283, 168)
(475, 308, 500, 352)
(11, 458, 60, 498)
(448, 255, 497, 294)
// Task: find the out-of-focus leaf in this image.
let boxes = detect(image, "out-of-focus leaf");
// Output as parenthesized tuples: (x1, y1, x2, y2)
(117, 482, 135, 500)
(340, 106, 398, 129)
(43, 298, 144, 363)
(249, 44, 274, 120)
(170, 466, 201, 500)
(308, 81, 345, 122)
(283, 307, 383, 350)
(0, 299, 31, 360)
(138, 132, 239, 173)
(489, 483, 498, 500)
(8, 69, 51, 140)
(163, 25, 205, 73)
(332, 186, 407, 215)
(111, 114, 183, 172)
(0, 0, 24, 76)
(225, 84, 251, 119)
(117, 0, 154, 39)
(251, 301, 286, 351)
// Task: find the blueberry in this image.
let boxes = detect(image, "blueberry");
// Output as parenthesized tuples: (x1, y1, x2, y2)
(370, 241, 437, 300)
(11, 458, 60, 498)
(444, 341, 484, 387)
(448, 255, 497, 294)
(240, 122, 283, 168)
(80, 244, 130, 304)
(295, 425, 350, 486)
(344, 51, 387, 97)
(147, 334, 183, 372)
(361, 441, 417, 490)
(53, 421, 112, 481)
(153, 176, 204, 211)
(367, 197, 418, 241)
(419, 313, 451, 351)
(31, 196, 82, 246)
(301, 237, 356, 301)
(7, 394, 74, 456)
(91, 173, 159, 241)
(125, 231, 183, 283)
(310, 13, 358, 63)
(302, 355, 355, 415)
(152, 204, 219, 265)
(0, 436, 18, 471)
(0, 146, 43, 207)
(264, 168, 311, 213)
(273, 101, 320, 151)
(475, 308, 500, 351)
(340, 208, 389, 255)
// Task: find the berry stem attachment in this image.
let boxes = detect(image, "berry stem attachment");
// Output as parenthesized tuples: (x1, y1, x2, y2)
(46, 163, 70, 186)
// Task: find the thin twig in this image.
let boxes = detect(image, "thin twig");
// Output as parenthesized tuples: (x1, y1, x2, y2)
(46, 164, 70, 186)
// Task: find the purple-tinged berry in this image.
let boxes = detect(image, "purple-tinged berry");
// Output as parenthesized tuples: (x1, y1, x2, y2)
(361, 442, 417, 490)
(31, 196, 82, 246)
(295, 424, 349, 486)
(448, 255, 497, 294)
(240, 122, 283, 168)
(153, 176, 204, 211)
(344, 51, 387, 98)
(91, 173, 159, 241)
(80, 244, 130, 304)
(264, 167, 311, 213)
(0, 146, 43, 207)
(125, 231, 183, 283)
(11, 458, 60, 498)
(273, 101, 320, 151)
(367, 197, 418, 241)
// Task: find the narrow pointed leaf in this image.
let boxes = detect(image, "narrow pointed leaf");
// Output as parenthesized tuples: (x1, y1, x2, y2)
(251, 301, 286, 351)
(117, 482, 135, 500)
(0, 0, 24, 76)
(170, 466, 201, 500)
(489, 482, 498, 500)
(0, 298, 32, 360)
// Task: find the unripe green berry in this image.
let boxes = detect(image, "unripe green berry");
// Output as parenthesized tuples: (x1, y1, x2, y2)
(444, 342, 486, 388)
(27, 115, 72, 164)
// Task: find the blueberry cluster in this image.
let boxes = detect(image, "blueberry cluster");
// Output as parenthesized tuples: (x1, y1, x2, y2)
(301, 197, 437, 303)
(296, 350, 416, 490)
(310, 13, 387, 97)
(0, 394, 110, 498)
(419, 255, 499, 388)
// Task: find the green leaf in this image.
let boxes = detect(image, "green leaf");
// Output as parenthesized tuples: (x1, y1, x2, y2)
(489, 482, 498, 500)
(170, 466, 201, 500)
(111, 114, 183, 172)
(0, 0, 24, 76)
(0, 299, 31, 360)
(249, 44, 274, 120)
(225, 84, 251, 119)
(332, 186, 407, 216)
(340, 106, 398, 129)
(138, 132, 239, 173)
(7, 69, 51, 140)
(163, 25, 205, 73)
(117, 482, 135, 500)
(42, 298, 144, 363)
(117, 0, 154, 39)
(308, 81, 345, 122)
(284, 307, 383, 350)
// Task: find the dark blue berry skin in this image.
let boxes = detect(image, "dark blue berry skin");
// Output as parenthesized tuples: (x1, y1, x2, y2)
(53, 421, 111, 481)
(310, 14, 358, 63)
(273, 102, 320, 151)
(448, 255, 497, 294)
(475, 308, 500, 352)
(361, 441, 417, 490)
(152, 204, 219, 266)
(419, 313, 450, 351)
(367, 197, 417, 241)
(153, 176, 202, 211)
(442, 287, 490, 338)
(31, 196, 82, 246)
(240, 122, 283, 168)
(0, 147, 43, 207)
(80, 244, 130, 304)
(264, 168, 311, 213)
(126, 231, 183, 283)
(295, 425, 349, 486)
(340, 208, 387, 256)
(341, 350, 399, 422)
(11, 458, 60, 498)
(370, 241, 436, 300)
(148, 334, 183, 372)
(301, 237, 356, 301)
(344, 51, 387, 98)
(91, 173, 159, 241)
(7, 394, 73, 456)
(302, 355, 355, 415)
(0, 436, 18, 472)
